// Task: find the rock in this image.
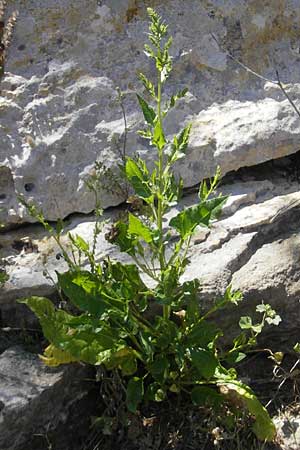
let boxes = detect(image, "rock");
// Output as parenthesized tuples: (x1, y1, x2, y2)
(2, 1, 300, 224)
(0, 346, 95, 450)
(274, 408, 300, 450)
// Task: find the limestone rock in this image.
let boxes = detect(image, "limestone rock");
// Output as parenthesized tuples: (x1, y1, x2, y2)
(274, 410, 300, 450)
(2, 1, 300, 224)
(0, 346, 94, 450)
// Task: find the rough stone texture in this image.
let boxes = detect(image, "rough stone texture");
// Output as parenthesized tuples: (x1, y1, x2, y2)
(2, 1, 300, 224)
(274, 410, 300, 450)
(0, 346, 94, 450)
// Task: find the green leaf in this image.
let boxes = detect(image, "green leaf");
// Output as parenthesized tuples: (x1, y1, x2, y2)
(126, 377, 144, 413)
(139, 73, 155, 98)
(57, 271, 108, 316)
(265, 315, 281, 326)
(56, 218, 65, 235)
(169, 88, 188, 109)
(170, 196, 227, 239)
(111, 221, 136, 255)
(103, 347, 138, 375)
(294, 342, 300, 354)
(0, 270, 8, 285)
(190, 348, 219, 380)
(139, 330, 154, 361)
(187, 321, 221, 349)
(225, 351, 247, 365)
(152, 121, 166, 150)
(57, 270, 126, 317)
(239, 316, 253, 330)
(145, 382, 166, 402)
(154, 317, 179, 349)
(149, 354, 170, 383)
(191, 386, 223, 407)
(137, 94, 156, 125)
(128, 213, 152, 243)
(68, 234, 90, 253)
(219, 380, 276, 442)
(125, 158, 152, 200)
(199, 168, 222, 201)
(19, 297, 122, 365)
(167, 124, 191, 164)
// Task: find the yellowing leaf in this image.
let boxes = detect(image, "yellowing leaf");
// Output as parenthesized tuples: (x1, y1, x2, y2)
(40, 344, 79, 367)
(219, 380, 276, 441)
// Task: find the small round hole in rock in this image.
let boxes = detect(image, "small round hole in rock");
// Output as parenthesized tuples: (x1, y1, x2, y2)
(24, 183, 35, 192)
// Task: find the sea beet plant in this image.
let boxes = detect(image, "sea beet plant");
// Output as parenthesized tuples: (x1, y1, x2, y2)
(20, 8, 281, 442)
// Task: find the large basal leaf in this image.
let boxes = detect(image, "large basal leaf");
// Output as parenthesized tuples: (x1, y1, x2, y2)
(40, 344, 79, 367)
(218, 380, 276, 442)
(126, 377, 144, 413)
(97, 346, 138, 376)
(19, 296, 73, 346)
(190, 348, 219, 380)
(191, 386, 223, 407)
(169, 196, 228, 239)
(19, 297, 125, 366)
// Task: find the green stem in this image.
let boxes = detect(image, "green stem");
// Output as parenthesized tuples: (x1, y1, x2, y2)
(157, 70, 170, 320)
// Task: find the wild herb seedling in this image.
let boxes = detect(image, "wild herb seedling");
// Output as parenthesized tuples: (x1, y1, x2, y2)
(20, 8, 280, 442)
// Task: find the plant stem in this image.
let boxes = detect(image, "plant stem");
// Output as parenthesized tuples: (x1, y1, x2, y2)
(157, 70, 170, 320)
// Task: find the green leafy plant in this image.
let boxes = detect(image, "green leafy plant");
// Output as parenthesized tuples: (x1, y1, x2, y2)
(20, 8, 280, 442)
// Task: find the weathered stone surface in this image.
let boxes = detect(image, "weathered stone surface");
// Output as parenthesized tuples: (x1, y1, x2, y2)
(2, 1, 300, 224)
(274, 410, 300, 450)
(0, 346, 94, 450)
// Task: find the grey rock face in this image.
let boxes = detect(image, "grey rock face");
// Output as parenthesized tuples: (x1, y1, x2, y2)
(274, 410, 300, 450)
(2, 0, 300, 224)
(0, 346, 94, 450)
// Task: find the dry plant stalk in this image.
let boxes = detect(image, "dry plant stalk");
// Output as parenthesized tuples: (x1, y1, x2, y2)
(0, 1, 18, 78)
